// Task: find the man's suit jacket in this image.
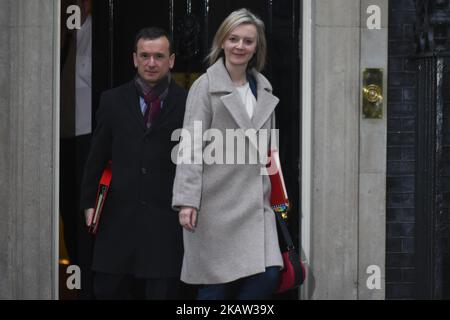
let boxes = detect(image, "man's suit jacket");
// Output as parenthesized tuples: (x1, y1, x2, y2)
(80, 79, 187, 278)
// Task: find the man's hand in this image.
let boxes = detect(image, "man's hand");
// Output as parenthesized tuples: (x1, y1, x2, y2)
(85, 208, 94, 227)
(179, 207, 197, 232)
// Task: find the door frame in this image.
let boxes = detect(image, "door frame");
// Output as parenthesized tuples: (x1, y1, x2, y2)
(300, 0, 313, 300)
(53, 0, 307, 300)
(53, 0, 61, 300)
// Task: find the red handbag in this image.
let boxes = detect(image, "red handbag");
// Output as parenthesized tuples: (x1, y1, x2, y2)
(274, 209, 306, 293)
(88, 161, 112, 235)
(268, 149, 306, 293)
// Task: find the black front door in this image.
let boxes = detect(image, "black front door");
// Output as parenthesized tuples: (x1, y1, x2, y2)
(92, 0, 301, 299)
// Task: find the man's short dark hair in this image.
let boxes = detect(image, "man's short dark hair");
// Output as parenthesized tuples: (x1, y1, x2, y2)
(134, 27, 174, 54)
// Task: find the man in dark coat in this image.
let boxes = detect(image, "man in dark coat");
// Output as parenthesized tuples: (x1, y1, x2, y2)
(80, 27, 187, 299)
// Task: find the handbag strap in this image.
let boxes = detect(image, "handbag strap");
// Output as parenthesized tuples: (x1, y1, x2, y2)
(270, 113, 293, 249)
(275, 211, 295, 250)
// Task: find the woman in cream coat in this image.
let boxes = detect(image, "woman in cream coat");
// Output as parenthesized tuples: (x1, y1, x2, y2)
(172, 8, 283, 300)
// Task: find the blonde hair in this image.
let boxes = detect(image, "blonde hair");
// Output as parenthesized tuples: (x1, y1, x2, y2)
(207, 8, 267, 71)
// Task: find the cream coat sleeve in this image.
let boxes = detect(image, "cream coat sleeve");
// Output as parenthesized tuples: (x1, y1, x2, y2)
(172, 75, 212, 211)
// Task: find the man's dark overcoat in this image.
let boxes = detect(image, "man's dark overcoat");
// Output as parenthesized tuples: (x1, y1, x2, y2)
(81, 79, 187, 278)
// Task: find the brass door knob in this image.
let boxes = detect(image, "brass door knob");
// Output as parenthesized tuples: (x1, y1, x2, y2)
(363, 84, 383, 103)
(362, 68, 383, 119)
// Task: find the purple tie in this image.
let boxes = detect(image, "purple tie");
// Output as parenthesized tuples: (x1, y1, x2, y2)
(143, 93, 161, 128)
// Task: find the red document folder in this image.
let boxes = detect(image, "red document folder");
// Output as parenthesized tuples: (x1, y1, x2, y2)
(268, 150, 290, 215)
(89, 161, 112, 235)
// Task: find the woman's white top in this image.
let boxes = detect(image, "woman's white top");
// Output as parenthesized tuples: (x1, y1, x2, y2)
(235, 82, 256, 119)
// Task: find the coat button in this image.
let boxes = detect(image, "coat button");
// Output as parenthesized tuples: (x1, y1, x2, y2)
(141, 168, 147, 175)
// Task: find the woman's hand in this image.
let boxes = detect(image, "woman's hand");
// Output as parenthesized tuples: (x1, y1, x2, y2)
(179, 207, 197, 232)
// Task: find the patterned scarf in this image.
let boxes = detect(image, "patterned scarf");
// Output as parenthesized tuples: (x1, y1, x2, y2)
(134, 72, 171, 127)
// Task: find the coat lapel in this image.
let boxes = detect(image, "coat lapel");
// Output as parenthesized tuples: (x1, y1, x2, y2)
(208, 59, 253, 131)
(208, 58, 279, 131)
(122, 81, 147, 132)
(207, 59, 279, 157)
(220, 92, 255, 131)
(250, 70, 280, 130)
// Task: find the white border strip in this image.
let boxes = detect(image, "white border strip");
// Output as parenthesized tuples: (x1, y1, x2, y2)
(53, 0, 61, 300)
(301, 0, 314, 300)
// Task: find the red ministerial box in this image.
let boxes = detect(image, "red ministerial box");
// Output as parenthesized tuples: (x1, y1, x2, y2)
(267, 150, 289, 213)
(89, 161, 112, 235)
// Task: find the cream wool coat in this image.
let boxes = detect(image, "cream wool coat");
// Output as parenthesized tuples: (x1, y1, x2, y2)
(172, 58, 283, 284)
